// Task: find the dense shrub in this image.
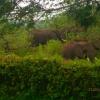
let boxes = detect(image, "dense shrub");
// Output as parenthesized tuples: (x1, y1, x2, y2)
(0, 55, 100, 100)
(31, 40, 63, 59)
(47, 14, 77, 30)
(0, 24, 29, 55)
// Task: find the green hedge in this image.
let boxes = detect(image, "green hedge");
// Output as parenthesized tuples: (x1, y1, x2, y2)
(0, 55, 100, 100)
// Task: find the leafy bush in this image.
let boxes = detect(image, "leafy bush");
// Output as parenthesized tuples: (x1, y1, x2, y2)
(0, 24, 29, 55)
(87, 26, 100, 40)
(0, 55, 100, 99)
(48, 14, 76, 30)
(31, 40, 63, 59)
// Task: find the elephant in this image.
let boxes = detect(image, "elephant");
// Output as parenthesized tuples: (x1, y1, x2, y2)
(62, 40, 96, 61)
(91, 39, 100, 50)
(29, 29, 66, 46)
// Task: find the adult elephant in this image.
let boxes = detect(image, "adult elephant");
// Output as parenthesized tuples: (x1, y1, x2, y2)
(62, 40, 96, 62)
(29, 29, 66, 46)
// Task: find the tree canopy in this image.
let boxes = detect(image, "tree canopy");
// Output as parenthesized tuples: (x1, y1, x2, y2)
(0, 0, 100, 28)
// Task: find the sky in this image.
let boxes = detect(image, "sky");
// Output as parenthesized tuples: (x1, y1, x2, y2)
(18, 0, 65, 20)
(19, 0, 64, 9)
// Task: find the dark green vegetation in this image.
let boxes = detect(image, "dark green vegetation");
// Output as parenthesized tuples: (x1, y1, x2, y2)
(0, 55, 100, 100)
(0, 0, 100, 100)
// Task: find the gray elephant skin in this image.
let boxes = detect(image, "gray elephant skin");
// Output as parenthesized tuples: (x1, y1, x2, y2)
(29, 29, 66, 46)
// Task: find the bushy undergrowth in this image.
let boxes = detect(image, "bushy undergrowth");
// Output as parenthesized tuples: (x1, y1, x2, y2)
(0, 26, 29, 55)
(31, 40, 63, 59)
(87, 25, 100, 40)
(0, 54, 100, 100)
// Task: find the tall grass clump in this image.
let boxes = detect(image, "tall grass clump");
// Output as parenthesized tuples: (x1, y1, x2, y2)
(31, 40, 63, 60)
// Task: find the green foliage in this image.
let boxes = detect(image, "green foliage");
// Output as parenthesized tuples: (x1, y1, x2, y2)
(87, 13, 100, 40)
(75, 6, 96, 29)
(0, 22, 29, 55)
(31, 40, 63, 60)
(0, 0, 14, 18)
(35, 20, 50, 29)
(67, 0, 100, 30)
(0, 55, 100, 99)
(47, 14, 76, 29)
(0, 0, 41, 27)
(0, 21, 16, 35)
(87, 26, 100, 40)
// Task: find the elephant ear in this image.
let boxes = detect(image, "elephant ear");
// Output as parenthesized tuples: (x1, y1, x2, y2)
(53, 29, 65, 43)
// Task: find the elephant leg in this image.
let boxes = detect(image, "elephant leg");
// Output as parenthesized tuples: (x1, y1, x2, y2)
(74, 46, 83, 59)
(87, 50, 96, 62)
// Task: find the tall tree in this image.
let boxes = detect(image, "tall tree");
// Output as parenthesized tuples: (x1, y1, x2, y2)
(64, 0, 100, 30)
(0, 0, 99, 28)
